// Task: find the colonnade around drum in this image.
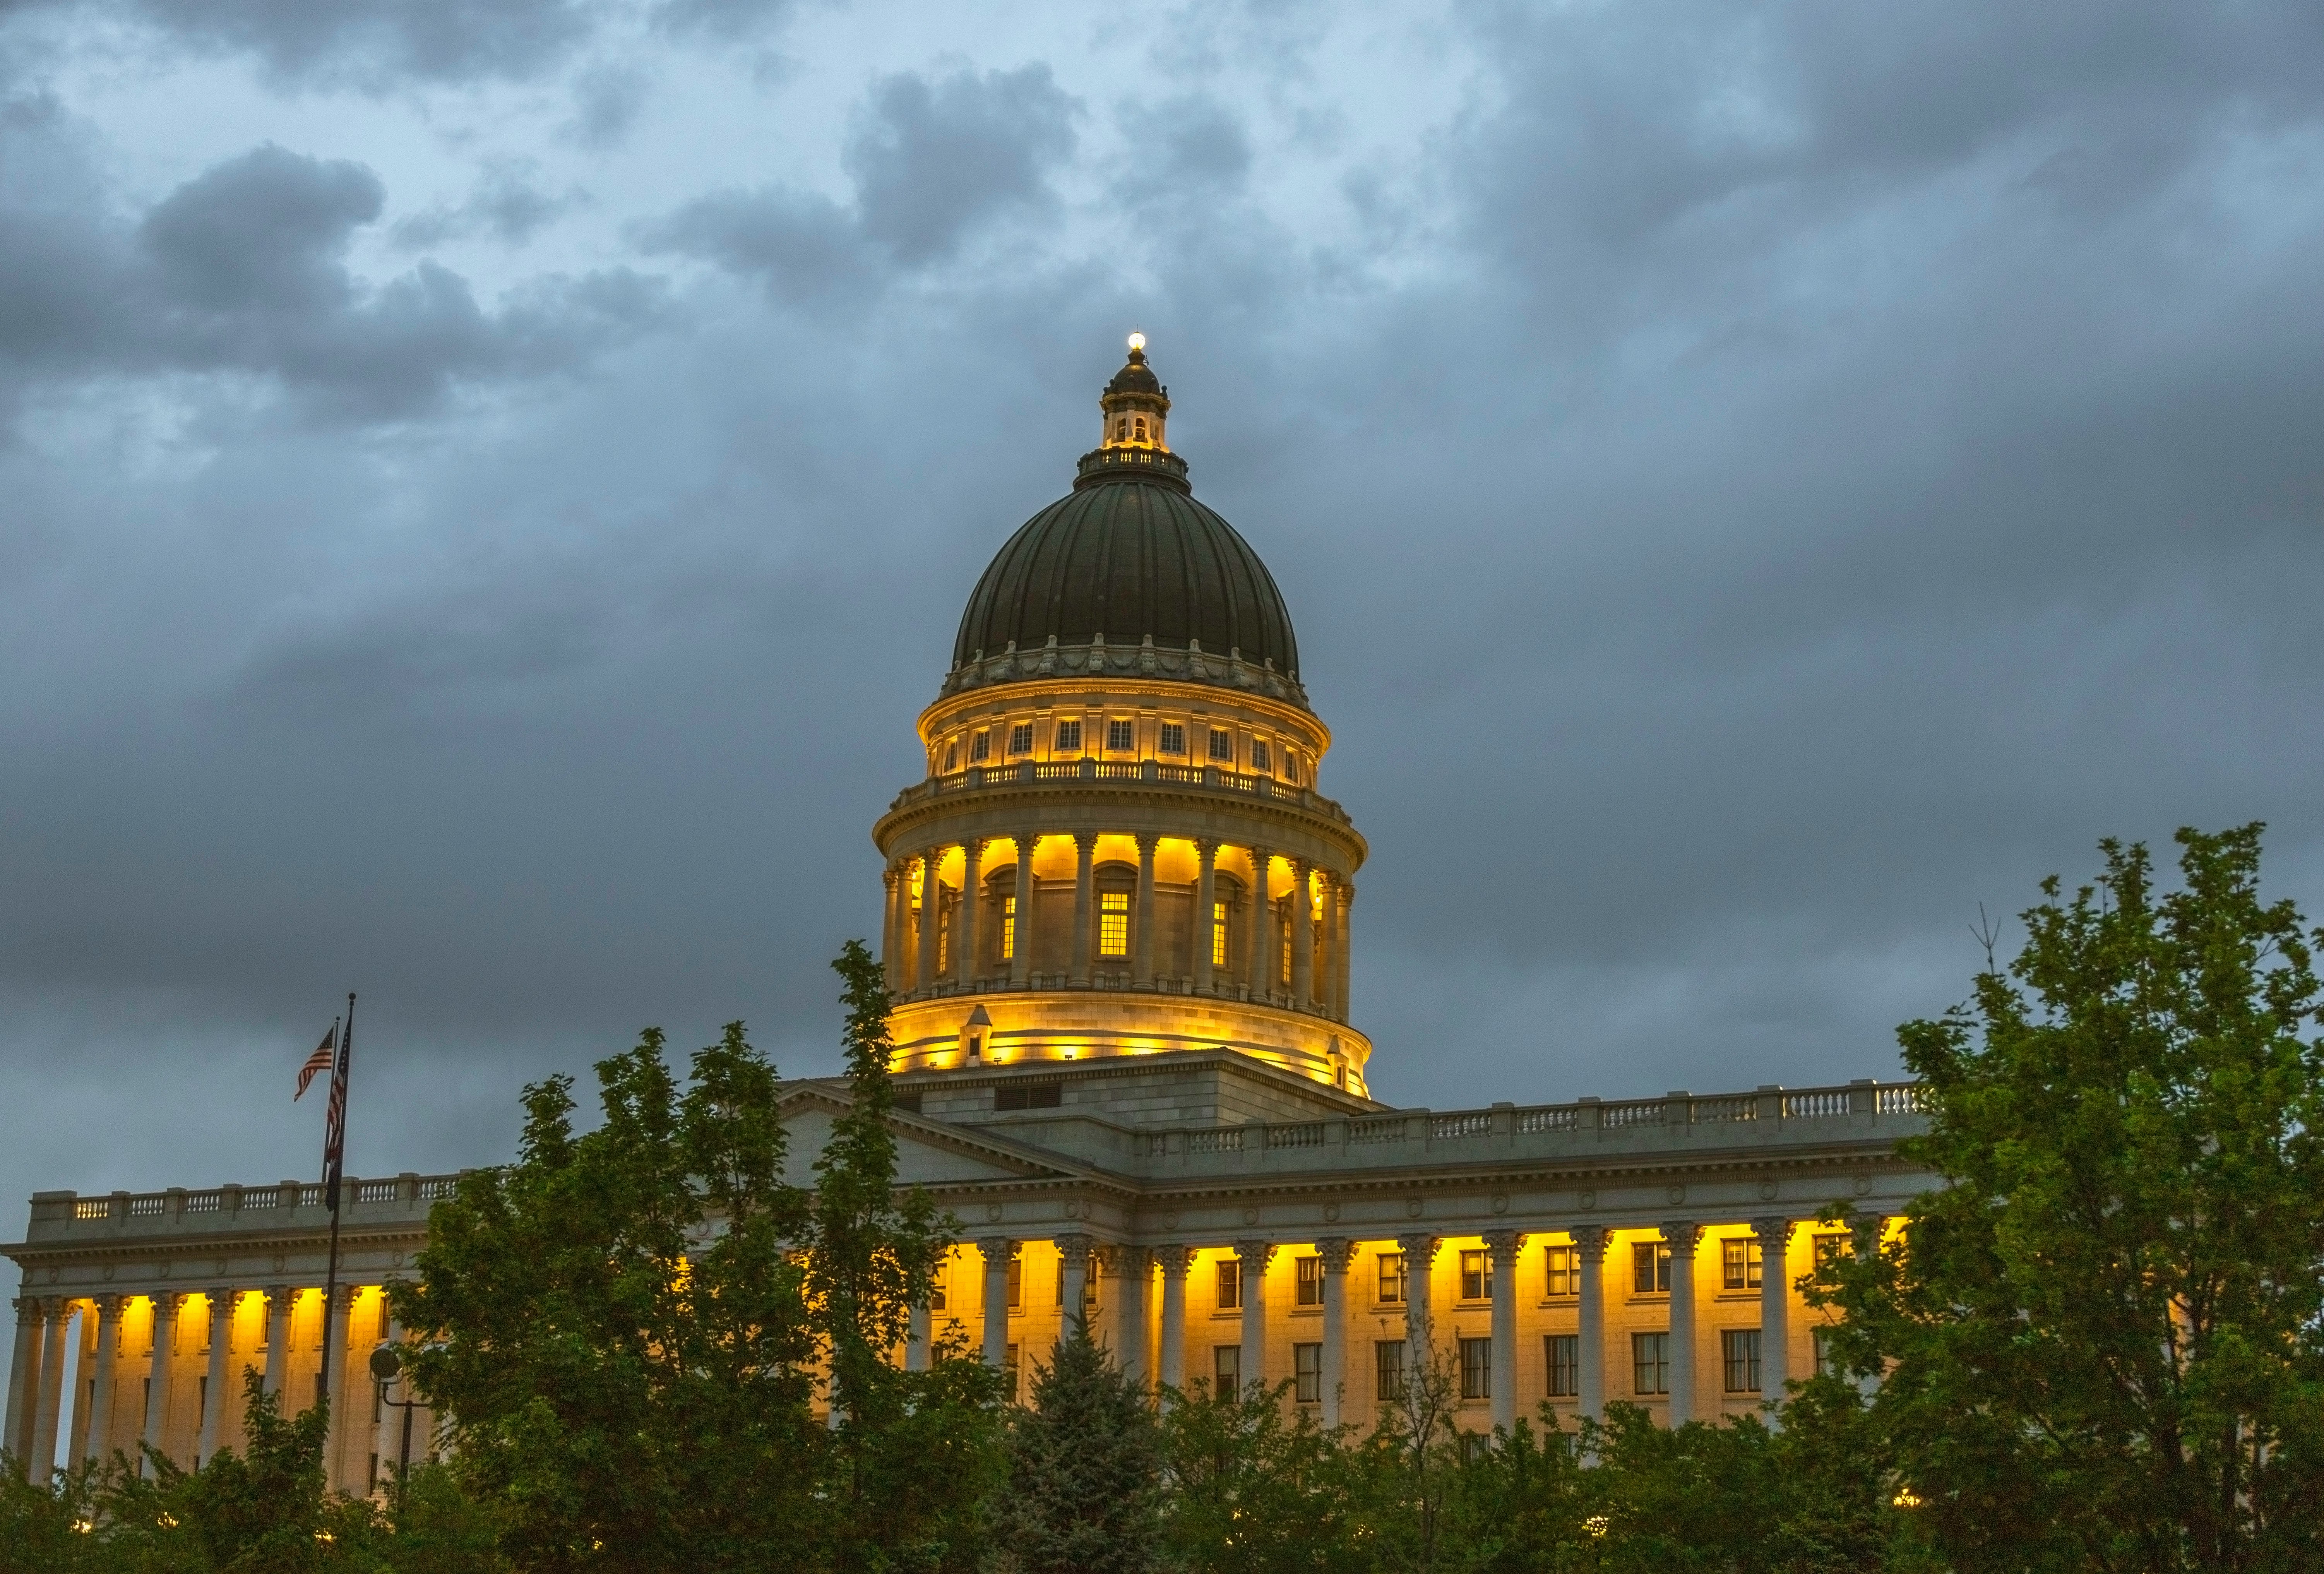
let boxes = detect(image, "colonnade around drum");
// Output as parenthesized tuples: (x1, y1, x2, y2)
(4, 1285, 433, 1491)
(882, 832, 1354, 1020)
(903, 1216, 1886, 1433)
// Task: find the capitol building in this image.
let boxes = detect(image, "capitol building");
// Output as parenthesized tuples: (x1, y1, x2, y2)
(5, 341, 1933, 1492)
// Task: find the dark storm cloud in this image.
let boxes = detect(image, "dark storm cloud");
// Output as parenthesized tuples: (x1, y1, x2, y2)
(0, 130, 658, 423)
(4, 0, 2324, 1213)
(649, 63, 1079, 293)
(87, 0, 601, 86)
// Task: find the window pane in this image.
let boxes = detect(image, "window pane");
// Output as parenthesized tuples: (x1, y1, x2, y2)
(1460, 1250, 1487, 1301)
(1212, 901, 1228, 967)
(1055, 719, 1081, 752)
(1545, 1334, 1579, 1397)
(1160, 723, 1186, 754)
(1460, 1338, 1492, 1401)
(1252, 740, 1271, 771)
(1633, 1241, 1672, 1294)
(970, 731, 990, 762)
(1723, 1328, 1762, 1392)
(1007, 1257, 1021, 1309)
(1099, 892, 1129, 956)
(1107, 718, 1134, 751)
(1214, 1345, 1241, 1402)
(1375, 1340, 1406, 1403)
(1000, 896, 1016, 961)
(1722, 1238, 1762, 1291)
(1296, 1256, 1323, 1306)
(1005, 1343, 1020, 1402)
(1009, 723, 1033, 754)
(1632, 1332, 1670, 1395)
(1216, 1257, 1242, 1311)
(1377, 1252, 1406, 1304)
(1295, 1342, 1322, 1404)
(1209, 728, 1233, 761)
(1545, 1244, 1577, 1297)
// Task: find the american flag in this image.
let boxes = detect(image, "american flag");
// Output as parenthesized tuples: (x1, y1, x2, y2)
(322, 1014, 351, 1209)
(295, 1024, 337, 1100)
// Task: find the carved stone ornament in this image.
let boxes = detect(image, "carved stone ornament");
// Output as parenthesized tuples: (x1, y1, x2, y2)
(1322, 1202, 1341, 1222)
(1242, 1206, 1259, 1225)
(1405, 1196, 1423, 1218)
(102, 1264, 115, 1281)
(985, 1202, 1004, 1222)
(942, 637, 1312, 711)
(1163, 1212, 1180, 1230)
(1490, 1192, 1510, 1214)
(1578, 1190, 1596, 1210)
(1854, 1176, 1873, 1195)
(1758, 1180, 1778, 1201)
(1666, 1185, 1685, 1206)
(158, 1260, 171, 1278)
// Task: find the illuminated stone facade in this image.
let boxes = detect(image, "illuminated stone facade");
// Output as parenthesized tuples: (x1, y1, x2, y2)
(4, 342, 1936, 1488)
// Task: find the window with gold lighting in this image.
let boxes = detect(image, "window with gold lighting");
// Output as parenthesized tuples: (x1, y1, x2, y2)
(1000, 896, 1016, 961)
(1211, 901, 1229, 967)
(1099, 892, 1129, 956)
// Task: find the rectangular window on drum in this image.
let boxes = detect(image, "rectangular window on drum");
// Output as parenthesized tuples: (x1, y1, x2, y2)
(1294, 1342, 1322, 1404)
(1209, 728, 1233, 761)
(1251, 740, 1271, 772)
(1099, 892, 1130, 956)
(1545, 1334, 1579, 1397)
(1000, 896, 1016, 961)
(1212, 901, 1228, 966)
(1008, 723, 1034, 755)
(1055, 719, 1081, 752)
(969, 731, 990, 762)
(1459, 1338, 1491, 1401)
(1159, 722, 1186, 754)
(1107, 718, 1135, 752)
(1632, 1332, 1670, 1396)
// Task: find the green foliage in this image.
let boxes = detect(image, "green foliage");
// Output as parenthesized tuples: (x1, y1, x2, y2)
(1157, 1379, 1388, 1574)
(993, 1319, 1162, 1574)
(1814, 825, 2324, 1573)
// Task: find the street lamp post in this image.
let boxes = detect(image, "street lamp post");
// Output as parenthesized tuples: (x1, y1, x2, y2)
(368, 1345, 422, 1506)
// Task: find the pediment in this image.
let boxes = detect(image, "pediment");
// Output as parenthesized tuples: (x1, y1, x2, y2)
(777, 1086, 1091, 1190)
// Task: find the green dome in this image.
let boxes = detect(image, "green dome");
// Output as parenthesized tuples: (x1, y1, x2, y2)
(950, 461, 1301, 687)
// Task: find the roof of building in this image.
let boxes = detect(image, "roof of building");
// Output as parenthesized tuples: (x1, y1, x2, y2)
(950, 348, 1300, 682)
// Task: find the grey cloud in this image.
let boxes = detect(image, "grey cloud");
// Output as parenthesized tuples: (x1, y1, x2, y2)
(648, 64, 1079, 294)
(0, 136, 660, 425)
(1118, 94, 1250, 188)
(565, 62, 651, 150)
(845, 65, 1078, 264)
(392, 161, 580, 249)
(652, 0, 799, 42)
(110, 0, 601, 87)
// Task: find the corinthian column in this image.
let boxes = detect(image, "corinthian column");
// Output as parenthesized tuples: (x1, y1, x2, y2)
(1192, 839, 1218, 993)
(1334, 878, 1355, 1019)
(1070, 834, 1097, 985)
(1056, 1234, 1093, 1344)
(1397, 1233, 1439, 1379)
(85, 1295, 121, 1462)
(917, 849, 944, 992)
(1132, 834, 1159, 986)
(1154, 1245, 1191, 1398)
(1483, 1230, 1523, 1435)
(29, 1299, 69, 1477)
(142, 1294, 181, 1469)
(1663, 1223, 1701, 1426)
(1010, 832, 1038, 987)
(1244, 848, 1273, 999)
(1234, 1239, 1274, 1400)
(1754, 1216, 1794, 1420)
(260, 1287, 291, 1398)
(197, 1290, 233, 1465)
(5, 1297, 39, 1469)
(1316, 1238, 1352, 1427)
(881, 865, 903, 990)
(956, 838, 985, 985)
(1574, 1227, 1607, 1424)
(1289, 859, 1314, 1005)
(976, 1239, 1017, 1369)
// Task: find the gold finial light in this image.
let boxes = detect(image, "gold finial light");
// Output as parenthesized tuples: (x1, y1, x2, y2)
(1127, 332, 1146, 351)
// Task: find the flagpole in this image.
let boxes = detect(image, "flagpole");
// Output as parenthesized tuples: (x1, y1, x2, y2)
(317, 992, 355, 1409)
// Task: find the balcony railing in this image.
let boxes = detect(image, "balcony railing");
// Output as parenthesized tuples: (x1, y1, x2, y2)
(888, 758, 1356, 827)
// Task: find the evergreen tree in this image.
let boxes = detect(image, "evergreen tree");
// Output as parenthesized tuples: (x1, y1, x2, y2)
(995, 1321, 1161, 1574)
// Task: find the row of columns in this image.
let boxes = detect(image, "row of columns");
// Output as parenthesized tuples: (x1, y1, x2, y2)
(882, 835, 1354, 1017)
(932, 1215, 1850, 1433)
(6, 1287, 412, 1487)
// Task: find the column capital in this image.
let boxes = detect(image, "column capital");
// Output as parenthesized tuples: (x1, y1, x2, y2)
(1660, 1221, 1702, 1256)
(1133, 830, 1159, 853)
(10, 1296, 35, 1322)
(1232, 1238, 1276, 1272)
(1053, 1233, 1094, 1269)
(41, 1297, 69, 1322)
(1016, 829, 1041, 856)
(151, 1290, 185, 1315)
(330, 1283, 360, 1311)
(1395, 1231, 1440, 1264)
(262, 1283, 292, 1303)
(1750, 1215, 1796, 1247)
(1571, 1225, 1609, 1263)
(1073, 829, 1100, 853)
(883, 866, 901, 888)
(964, 834, 988, 856)
(1193, 836, 1220, 858)
(1314, 1237, 1355, 1273)
(1481, 1229, 1526, 1265)
(1152, 1243, 1194, 1277)
(1336, 879, 1355, 906)
(973, 1236, 1020, 1263)
(1287, 853, 1310, 874)
(92, 1292, 122, 1316)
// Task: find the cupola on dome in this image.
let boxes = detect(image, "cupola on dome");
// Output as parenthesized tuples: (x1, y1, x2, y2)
(946, 338, 1306, 708)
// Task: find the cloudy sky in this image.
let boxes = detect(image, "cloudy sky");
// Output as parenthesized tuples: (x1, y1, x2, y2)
(4, 0, 2322, 1214)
